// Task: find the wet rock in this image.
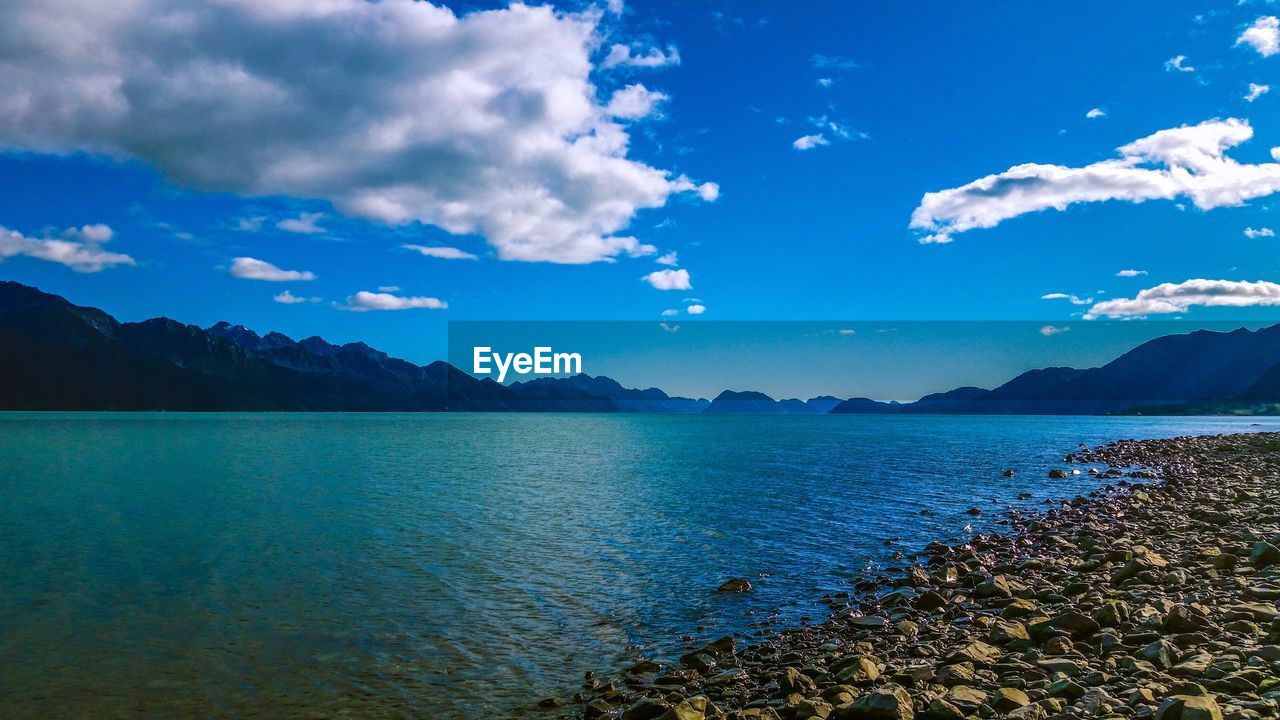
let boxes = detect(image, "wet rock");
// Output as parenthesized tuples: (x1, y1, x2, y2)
(624, 697, 671, 720)
(658, 696, 707, 720)
(718, 578, 753, 593)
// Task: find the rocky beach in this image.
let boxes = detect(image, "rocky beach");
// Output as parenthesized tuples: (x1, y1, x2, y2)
(548, 432, 1280, 720)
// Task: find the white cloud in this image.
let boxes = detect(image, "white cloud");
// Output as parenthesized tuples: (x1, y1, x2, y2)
(276, 212, 325, 235)
(342, 290, 448, 311)
(605, 84, 668, 120)
(0, 1, 713, 265)
(1086, 108, 1106, 119)
(378, 285, 400, 292)
(236, 216, 265, 232)
(1039, 324, 1069, 336)
(1237, 16, 1280, 57)
(605, 0, 624, 15)
(274, 290, 321, 304)
(793, 134, 830, 151)
(229, 257, 316, 282)
(655, 251, 678, 266)
(1247, 83, 1271, 102)
(911, 118, 1280, 243)
(1116, 269, 1148, 277)
(810, 54, 859, 71)
(1041, 292, 1092, 305)
(686, 303, 706, 314)
(1245, 226, 1276, 238)
(402, 244, 479, 260)
(816, 77, 834, 88)
(1165, 55, 1196, 72)
(0, 224, 134, 272)
(661, 308, 678, 316)
(642, 268, 691, 290)
(602, 43, 681, 69)
(71, 224, 113, 243)
(1085, 278, 1280, 318)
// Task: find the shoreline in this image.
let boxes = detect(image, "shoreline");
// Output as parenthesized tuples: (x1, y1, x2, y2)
(548, 431, 1280, 720)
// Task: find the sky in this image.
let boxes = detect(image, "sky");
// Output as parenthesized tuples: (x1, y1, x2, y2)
(4, 1, 1280, 367)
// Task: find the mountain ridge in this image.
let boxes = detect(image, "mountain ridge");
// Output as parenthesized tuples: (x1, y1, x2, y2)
(5, 280, 1280, 414)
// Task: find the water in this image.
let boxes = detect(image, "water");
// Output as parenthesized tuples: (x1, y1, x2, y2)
(0, 413, 1275, 718)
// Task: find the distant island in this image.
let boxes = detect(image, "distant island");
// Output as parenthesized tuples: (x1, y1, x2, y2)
(2, 280, 1280, 414)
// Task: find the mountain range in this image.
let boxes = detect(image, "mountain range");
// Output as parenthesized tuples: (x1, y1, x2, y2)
(3, 280, 1280, 414)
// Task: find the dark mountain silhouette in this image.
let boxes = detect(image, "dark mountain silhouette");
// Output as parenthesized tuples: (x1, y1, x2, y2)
(508, 374, 708, 412)
(706, 391, 842, 414)
(831, 326, 1280, 414)
(7, 280, 1280, 414)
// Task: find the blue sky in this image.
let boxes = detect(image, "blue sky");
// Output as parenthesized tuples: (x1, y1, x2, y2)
(4, 1, 1280, 365)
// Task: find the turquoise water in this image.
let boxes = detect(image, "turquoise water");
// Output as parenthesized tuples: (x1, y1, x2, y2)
(1, 413, 1276, 718)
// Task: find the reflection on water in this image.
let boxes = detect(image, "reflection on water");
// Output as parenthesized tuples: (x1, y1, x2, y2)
(0, 412, 1274, 718)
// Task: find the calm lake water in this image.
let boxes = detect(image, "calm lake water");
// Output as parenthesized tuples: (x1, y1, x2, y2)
(1, 413, 1275, 718)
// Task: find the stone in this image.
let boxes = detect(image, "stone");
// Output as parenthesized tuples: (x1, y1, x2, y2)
(992, 687, 1031, 712)
(1154, 694, 1223, 720)
(796, 699, 833, 719)
(718, 578, 752, 593)
(833, 655, 882, 683)
(1046, 609, 1101, 638)
(945, 685, 987, 710)
(1048, 678, 1086, 700)
(989, 620, 1030, 644)
(976, 575, 1012, 598)
(658, 696, 707, 720)
(624, 697, 672, 720)
(923, 697, 965, 720)
(836, 683, 914, 720)
(781, 667, 818, 694)
(1250, 541, 1280, 569)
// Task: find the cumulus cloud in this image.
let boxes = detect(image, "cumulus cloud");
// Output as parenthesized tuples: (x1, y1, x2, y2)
(403, 244, 479, 260)
(1237, 16, 1280, 57)
(0, 0, 713, 264)
(1116, 269, 1148, 277)
(816, 77, 834, 88)
(661, 308, 679, 317)
(274, 290, 321, 304)
(1085, 278, 1280, 318)
(1039, 325, 1070, 336)
(342, 290, 448, 311)
(1165, 55, 1196, 72)
(229, 257, 316, 282)
(0, 224, 134, 272)
(1246, 226, 1276, 238)
(1041, 292, 1093, 305)
(1247, 83, 1271, 102)
(655, 251, 678, 266)
(686, 303, 706, 314)
(642, 268, 691, 290)
(602, 43, 681, 69)
(1086, 108, 1107, 119)
(276, 212, 325, 235)
(911, 118, 1280, 243)
(793, 134, 830, 151)
(605, 84, 668, 120)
